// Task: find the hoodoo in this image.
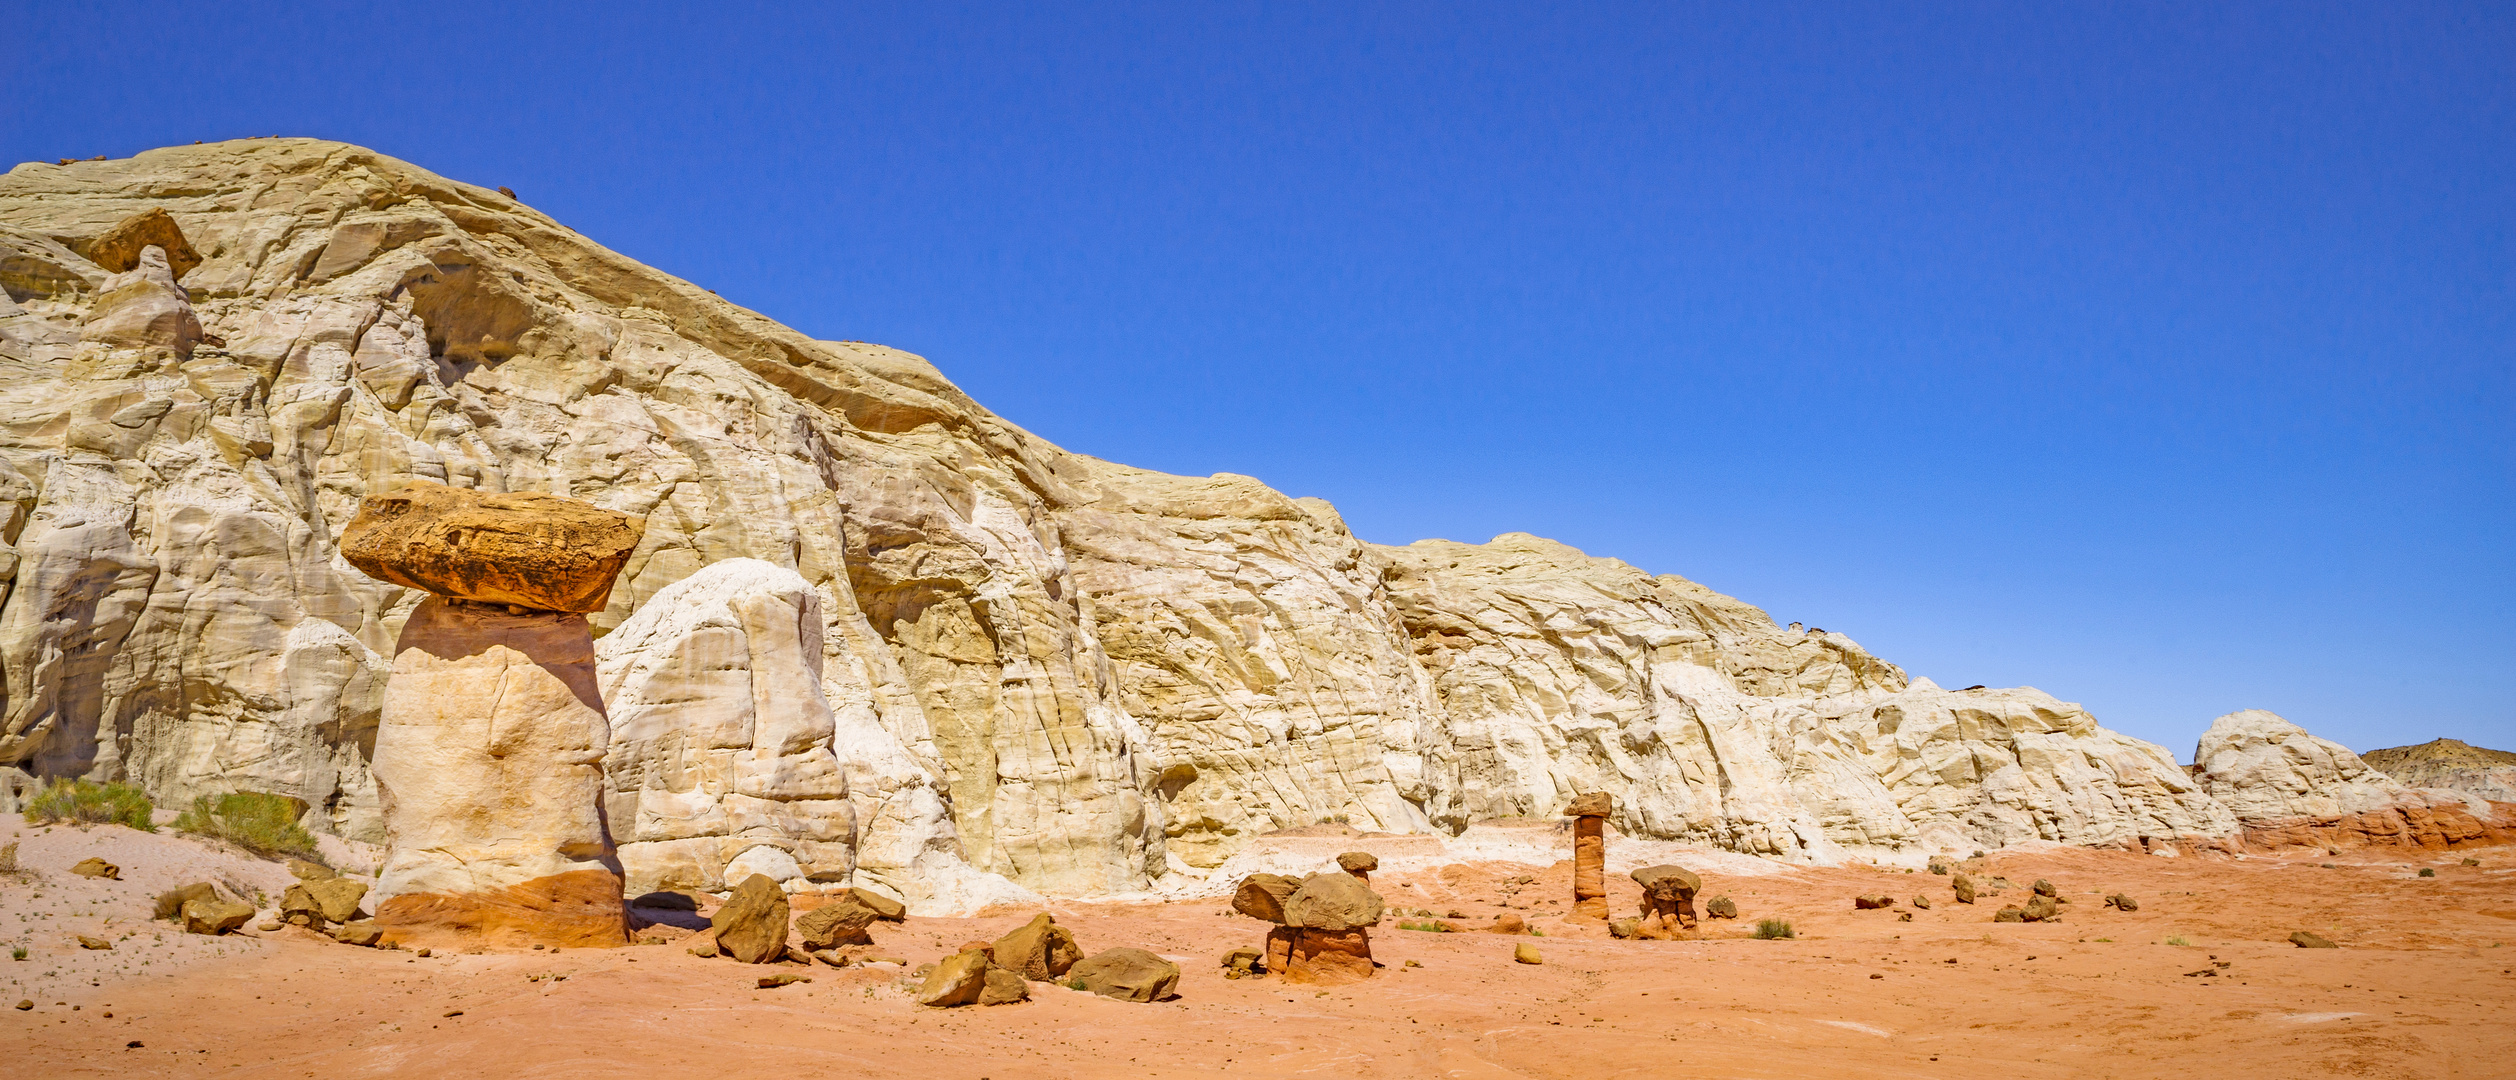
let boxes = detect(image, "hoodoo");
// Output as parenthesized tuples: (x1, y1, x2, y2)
(346, 482, 646, 949)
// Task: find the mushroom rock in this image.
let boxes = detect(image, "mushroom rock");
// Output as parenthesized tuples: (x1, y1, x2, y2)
(1630, 863, 1700, 935)
(1266, 871, 1385, 985)
(1563, 792, 1613, 919)
(1336, 851, 1378, 883)
(341, 480, 644, 614)
(353, 485, 644, 950)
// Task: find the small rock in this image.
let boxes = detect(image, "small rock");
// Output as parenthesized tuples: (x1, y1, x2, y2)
(332, 920, 383, 947)
(76, 935, 111, 950)
(1066, 947, 1182, 1002)
(1487, 913, 1527, 935)
(1897, 912, 1914, 922)
(1854, 894, 1895, 910)
(1514, 942, 1543, 965)
(1994, 906, 2026, 923)
(2021, 895, 2061, 923)
(417, 948, 431, 958)
(1608, 917, 1641, 939)
(1952, 876, 1977, 905)
(1221, 948, 1264, 976)
(687, 937, 720, 959)
(756, 973, 804, 989)
(1927, 855, 1955, 875)
(2107, 893, 2140, 912)
(2032, 879, 2059, 898)
(980, 966, 1030, 1005)
(915, 950, 993, 1007)
(14, 1000, 29, 1011)
(1706, 896, 1738, 919)
(70, 857, 119, 880)
(258, 921, 283, 932)
(2289, 931, 2338, 949)
(1911, 895, 1932, 910)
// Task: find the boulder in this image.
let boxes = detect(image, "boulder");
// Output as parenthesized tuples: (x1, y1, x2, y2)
(181, 896, 253, 936)
(70, 857, 118, 880)
(795, 896, 880, 951)
(1927, 855, 1955, 875)
(77, 208, 202, 279)
(1514, 942, 1543, 964)
(847, 887, 907, 922)
(154, 883, 219, 921)
(2104, 893, 2139, 911)
(333, 920, 383, 947)
(992, 913, 1083, 981)
(1911, 894, 1931, 910)
(1486, 913, 1528, 935)
(1337, 852, 1378, 881)
(77, 935, 111, 950)
(339, 481, 645, 614)
(708, 874, 791, 964)
(1066, 948, 1181, 1002)
(1994, 906, 2026, 923)
(1952, 876, 1977, 904)
(1854, 894, 1895, 910)
(2289, 931, 2338, 949)
(1705, 896, 1738, 920)
(1282, 872, 1384, 933)
(1221, 948, 1264, 977)
(2032, 879, 2059, 898)
(1232, 873, 1299, 923)
(915, 950, 994, 1007)
(980, 966, 1031, 1005)
(369, 594, 629, 950)
(2022, 895, 2061, 923)
(305, 879, 370, 924)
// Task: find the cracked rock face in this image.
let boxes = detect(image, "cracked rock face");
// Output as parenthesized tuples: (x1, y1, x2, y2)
(0, 140, 2447, 904)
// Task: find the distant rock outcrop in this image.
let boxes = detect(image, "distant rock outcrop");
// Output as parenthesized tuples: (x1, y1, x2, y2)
(2192, 710, 2512, 851)
(2361, 739, 2516, 805)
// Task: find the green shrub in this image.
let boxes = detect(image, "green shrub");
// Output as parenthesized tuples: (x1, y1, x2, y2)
(1065, 977, 1088, 991)
(1753, 918, 1795, 940)
(175, 792, 317, 859)
(2417, 868, 2436, 878)
(22, 778, 155, 831)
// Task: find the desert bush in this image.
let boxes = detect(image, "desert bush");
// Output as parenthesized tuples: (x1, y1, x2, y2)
(175, 792, 317, 859)
(22, 778, 155, 831)
(2418, 868, 2436, 878)
(2165, 935, 2191, 947)
(1753, 918, 1795, 940)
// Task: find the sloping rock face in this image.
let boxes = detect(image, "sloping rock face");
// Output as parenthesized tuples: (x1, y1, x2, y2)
(2362, 739, 2516, 805)
(2192, 711, 2511, 851)
(0, 139, 2433, 902)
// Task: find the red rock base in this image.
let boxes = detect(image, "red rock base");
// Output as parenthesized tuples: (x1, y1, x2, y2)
(1266, 926, 1374, 985)
(2239, 799, 2516, 854)
(375, 869, 629, 951)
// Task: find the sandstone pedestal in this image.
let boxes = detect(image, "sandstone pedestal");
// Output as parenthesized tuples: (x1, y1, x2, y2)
(1630, 863, 1700, 936)
(349, 484, 646, 951)
(1266, 871, 1385, 985)
(1564, 792, 1612, 919)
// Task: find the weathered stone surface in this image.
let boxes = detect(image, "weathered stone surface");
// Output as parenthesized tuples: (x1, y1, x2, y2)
(2022, 895, 2061, 923)
(2105, 893, 2138, 911)
(2362, 739, 2516, 804)
(182, 896, 253, 935)
(340, 481, 644, 614)
(1337, 851, 1378, 875)
(1854, 894, 1895, 910)
(1282, 872, 1384, 933)
(333, 919, 383, 947)
(980, 965, 1031, 1004)
(1631, 864, 1700, 931)
(373, 870, 628, 950)
(2194, 710, 2513, 851)
(1067, 947, 1181, 1002)
(1571, 811, 1608, 918)
(281, 879, 368, 927)
(795, 896, 879, 951)
(370, 597, 626, 945)
(708, 874, 791, 964)
(915, 950, 992, 1007)
(595, 559, 856, 895)
(70, 857, 117, 879)
(1993, 905, 2025, 923)
(1220, 947, 1263, 976)
(2289, 931, 2338, 949)
(0, 140, 2456, 906)
(992, 913, 1083, 982)
(1233, 873, 1299, 923)
(76, 208, 202, 279)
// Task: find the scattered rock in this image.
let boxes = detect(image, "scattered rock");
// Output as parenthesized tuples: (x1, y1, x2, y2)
(2105, 893, 2140, 911)
(980, 966, 1031, 1004)
(1220, 948, 1265, 978)
(847, 887, 907, 922)
(76, 935, 111, 950)
(915, 950, 993, 1007)
(1911, 895, 1931, 910)
(1897, 912, 1914, 922)
(1283, 872, 1384, 933)
(708, 874, 791, 964)
(333, 920, 383, 947)
(1066, 948, 1182, 1002)
(182, 896, 254, 936)
(687, 937, 720, 959)
(1854, 894, 1896, 910)
(70, 857, 119, 880)
(795, 894, 881, 951)
(1705, 896, 1738, 920)
(2032, 879, 2059, 898)
(155, 883, 220, 921)
(1232, 873, 1300, 923)
(286, 878, 370, 925)
(2289, 931, 2338, 949)
(2021, 895, 2061, 923)
(993, 913, 1084, 982)
(1994, 906, 2026, 923)
(1486, 914, 1527, 936)
(1609, 917, 1640, 939)
(1514, 942, 1543, 965)
(756, 973, 804, 989)
(1927, 855, 1955, 875)
(14, 1000, 29, 1011)
(258, 921, 284, 932)
(287, 859, 336, 881)
(1952, 876, 1977, 905)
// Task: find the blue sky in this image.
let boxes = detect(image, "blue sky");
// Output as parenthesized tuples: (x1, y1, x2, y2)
(10, 2, 2509, 757)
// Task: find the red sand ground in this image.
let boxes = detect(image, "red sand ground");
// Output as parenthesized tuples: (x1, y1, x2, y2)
(7, 828, 2513, 1079)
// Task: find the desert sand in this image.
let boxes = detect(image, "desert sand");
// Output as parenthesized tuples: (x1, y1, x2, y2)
(7, 822, 2511, 1080)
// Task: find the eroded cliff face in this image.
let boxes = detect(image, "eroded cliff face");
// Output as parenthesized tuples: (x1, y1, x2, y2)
(0, 139, 2442, 901)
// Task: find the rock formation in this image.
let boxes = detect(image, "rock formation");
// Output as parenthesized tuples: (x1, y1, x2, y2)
(2192, 711, 2512, 852)
(350, 484, 641, 949)
(0, 140, 2488, 909)
(991, 912, 1083, 982)
(1337, 851, 1377, 882)
(1630, 863, 1699, 934)
(1067, 948, 1182, 1002)
(1263, 871, 1384, 985)
(1565, 792, 1611, 918)
(706, 873, 791, 963)
(2361, 739, 2516, 805)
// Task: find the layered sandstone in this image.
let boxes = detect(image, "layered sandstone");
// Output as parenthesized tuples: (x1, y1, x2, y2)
(2192, 710, 2511, 851)
(0, 139, 2477, 910)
